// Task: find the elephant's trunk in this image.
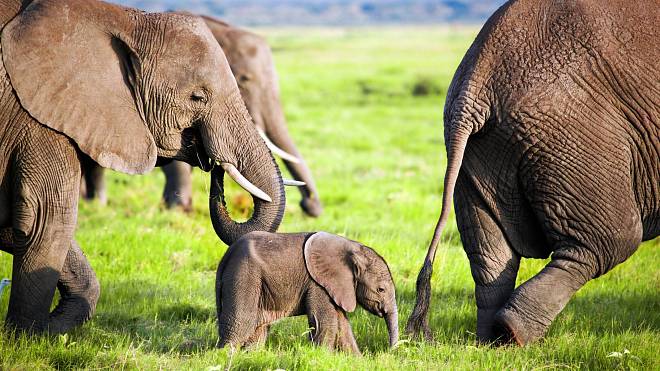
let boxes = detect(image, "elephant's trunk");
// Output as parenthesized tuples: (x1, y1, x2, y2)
(385, 301, 399, 348)
(262, 101, 322, 217)
(206, 93, 285, 246)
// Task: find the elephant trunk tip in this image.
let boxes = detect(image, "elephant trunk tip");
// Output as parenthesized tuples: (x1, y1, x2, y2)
(386, 307, 399, 349)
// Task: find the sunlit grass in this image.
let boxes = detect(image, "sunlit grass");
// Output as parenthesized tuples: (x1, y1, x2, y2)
(0, 26, 658, 370)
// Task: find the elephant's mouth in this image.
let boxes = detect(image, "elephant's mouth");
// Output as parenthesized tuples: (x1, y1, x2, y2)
(192, 129, 213, 172)
(364, 300, 385, 317)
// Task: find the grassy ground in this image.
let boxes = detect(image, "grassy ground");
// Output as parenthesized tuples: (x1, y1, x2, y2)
(1, 26, 658, 370)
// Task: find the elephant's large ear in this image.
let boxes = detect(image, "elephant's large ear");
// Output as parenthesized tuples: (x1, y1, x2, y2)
(304, 232, 358, 312)
(1, 1, 156, 174)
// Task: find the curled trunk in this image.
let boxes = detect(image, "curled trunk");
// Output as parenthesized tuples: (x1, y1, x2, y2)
(204, 91, 286, 246)
(209, 149, 285, 246)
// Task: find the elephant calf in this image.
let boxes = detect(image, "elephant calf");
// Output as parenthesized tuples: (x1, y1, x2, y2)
(216, 231, 398, 355)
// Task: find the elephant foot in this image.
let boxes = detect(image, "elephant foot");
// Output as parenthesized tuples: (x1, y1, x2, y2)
(475, 308, 501, 344)
(4, 313, 48, 335)
(164, 195, 193, 213)
(48, 242, 101, 334)
(300, 197, 323, 217)
(493, 305, 547, 346)
(48, 282, 100, 334)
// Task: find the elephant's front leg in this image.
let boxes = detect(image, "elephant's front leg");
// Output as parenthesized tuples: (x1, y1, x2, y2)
(6, 133, 82, 333)
(336, 311, 361, 355)
(242, 324, 270, 349)
(455, 175, 520, 343)
(306, 287, 361, 354)
(9, 195, 79, 331)
(162, 161, 193, 212)
(79, 154, 107, 205)
(1, 231, 98, 334)
(48, 240, 100, 334)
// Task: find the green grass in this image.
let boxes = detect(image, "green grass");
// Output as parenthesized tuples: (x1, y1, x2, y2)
(1, 26, 658, 370)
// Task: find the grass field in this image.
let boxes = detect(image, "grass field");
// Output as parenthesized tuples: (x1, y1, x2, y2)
(1, 26, 658, 370)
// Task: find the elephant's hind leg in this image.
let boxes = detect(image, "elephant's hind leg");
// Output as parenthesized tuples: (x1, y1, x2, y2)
(493, 255, 589, 346)
(455, 173, 521, 343)
(495, 152, 644, 345)
(79, 154, 107, 205)
(162, 161, 193, 212)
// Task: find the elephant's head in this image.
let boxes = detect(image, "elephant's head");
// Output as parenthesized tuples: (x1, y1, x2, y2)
(2, 0, 284, 244)
(203, 16, 323, 217)
(304, 232, 399, 348)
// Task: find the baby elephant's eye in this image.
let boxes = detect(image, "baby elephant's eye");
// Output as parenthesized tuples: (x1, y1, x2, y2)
(190, 90, 208, 104)
(377, 287, 385, 293)
(238, 74, 251, 84)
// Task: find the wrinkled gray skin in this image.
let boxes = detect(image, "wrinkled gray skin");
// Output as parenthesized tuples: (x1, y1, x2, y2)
(407, 0, 659, 345)
(217, 232, 398, 355)
(0, 0, 284, 334)
(82, 16, 323, 217)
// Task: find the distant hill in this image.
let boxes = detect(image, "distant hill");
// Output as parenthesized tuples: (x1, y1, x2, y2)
(108, 0, 507, 26)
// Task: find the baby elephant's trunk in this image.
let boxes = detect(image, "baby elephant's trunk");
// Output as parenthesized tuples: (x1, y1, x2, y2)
(385, 302, 399, 348)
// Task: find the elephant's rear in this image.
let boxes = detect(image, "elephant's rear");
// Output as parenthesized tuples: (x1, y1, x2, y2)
(445, 0, 659, 238)
(409, 0, 660, 339)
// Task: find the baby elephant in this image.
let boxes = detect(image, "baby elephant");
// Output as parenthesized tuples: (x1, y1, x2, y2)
(216, 231, 398, 354)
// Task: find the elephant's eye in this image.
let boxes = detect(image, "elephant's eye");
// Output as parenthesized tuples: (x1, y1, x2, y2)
(377, 287, 385, 294)
(238, 74, 251, 84)
(190, 90, 208, 104)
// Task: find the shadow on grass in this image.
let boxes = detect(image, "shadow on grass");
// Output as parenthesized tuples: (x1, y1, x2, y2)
(84, 274, 658, 357)
(398, 279, 659, 343)
(553, 289, 660, 335)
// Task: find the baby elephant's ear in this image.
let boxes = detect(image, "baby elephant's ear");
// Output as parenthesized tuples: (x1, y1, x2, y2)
(304, 232, 357, 312)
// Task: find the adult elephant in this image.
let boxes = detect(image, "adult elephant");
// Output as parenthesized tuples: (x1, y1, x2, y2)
(406, 0, 659, 345)
(82, 15, 323, 217)
(0, 0, 285, 334)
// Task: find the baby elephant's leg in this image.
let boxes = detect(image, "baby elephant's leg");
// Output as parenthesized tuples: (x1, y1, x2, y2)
(243, 324, 270, 349)
(336, 311, 360, 355)
(217, 267, 260, 348)
(306, 285, 360, 353)
(307, 311, 338, 350)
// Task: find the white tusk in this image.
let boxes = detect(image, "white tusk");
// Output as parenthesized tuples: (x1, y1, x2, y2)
(283, 179, 306, 187)
(257, 129, 302, 164)
(220, 162, 272, 202)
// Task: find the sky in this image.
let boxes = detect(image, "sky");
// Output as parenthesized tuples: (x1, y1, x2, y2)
(108, 0, 508, 26)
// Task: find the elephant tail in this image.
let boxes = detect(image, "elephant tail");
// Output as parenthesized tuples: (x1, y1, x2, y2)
(405, 118, 474, 339)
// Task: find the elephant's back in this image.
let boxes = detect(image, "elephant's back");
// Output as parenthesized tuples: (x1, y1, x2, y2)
(475, 0, 659, 107)
(222, 232, 311, 279)
(220, 232, 313, 311)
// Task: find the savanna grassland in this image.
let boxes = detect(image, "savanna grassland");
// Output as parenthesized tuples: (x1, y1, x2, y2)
(0, 27, 658, 370)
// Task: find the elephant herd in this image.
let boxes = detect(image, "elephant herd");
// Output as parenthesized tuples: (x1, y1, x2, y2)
(0, 0, 657, 354)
